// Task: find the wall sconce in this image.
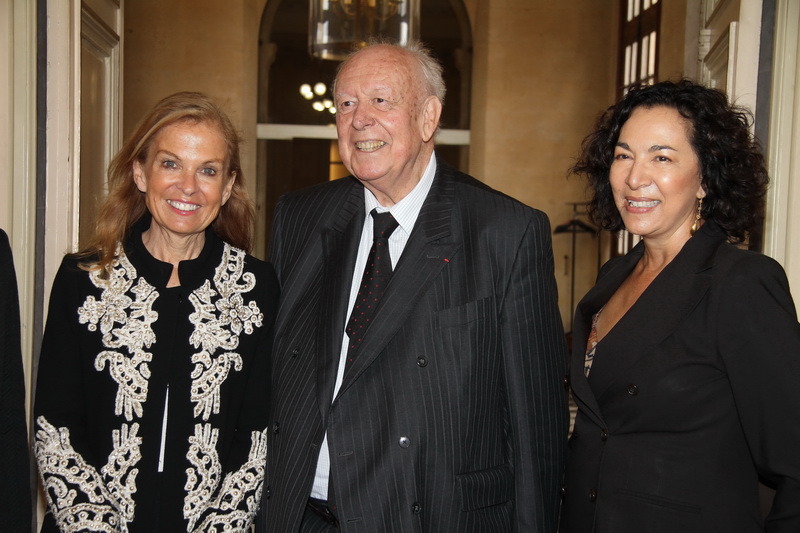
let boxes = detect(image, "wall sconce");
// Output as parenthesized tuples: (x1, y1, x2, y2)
(309, 0, 420, 61)
(300, 82, 337, 114)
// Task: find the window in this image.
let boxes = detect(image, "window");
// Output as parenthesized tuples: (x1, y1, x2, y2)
(619, 0, 661, 97)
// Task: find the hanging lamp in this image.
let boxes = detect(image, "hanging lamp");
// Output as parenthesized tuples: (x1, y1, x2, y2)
(309, 0, 420, 61)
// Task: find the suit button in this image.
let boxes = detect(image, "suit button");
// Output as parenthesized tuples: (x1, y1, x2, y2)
(563, 374, 570, 389)
(416, 356, 428, 367)
(626, 384, 639, 396)
(560, 484, 567, 496)
(265, 486, 272, 499)
(411, 502, 421, 514)
(398, 436, 411, 448)
(600, 429, 608, 441)
(589, 489, 597, 502)
(291, 347, 300, 357)
(272, 422, 280, 434)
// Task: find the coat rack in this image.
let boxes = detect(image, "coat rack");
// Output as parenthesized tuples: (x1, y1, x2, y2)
(553, 202, 600, 335)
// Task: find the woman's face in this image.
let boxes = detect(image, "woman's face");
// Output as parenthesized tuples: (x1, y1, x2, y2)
(610, 105, 705, 244)
(133, 120, 234, 241)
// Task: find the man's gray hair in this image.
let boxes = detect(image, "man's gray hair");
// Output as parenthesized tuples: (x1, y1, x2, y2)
(402, 40, 446, 104)
(334, 39, 447, 105)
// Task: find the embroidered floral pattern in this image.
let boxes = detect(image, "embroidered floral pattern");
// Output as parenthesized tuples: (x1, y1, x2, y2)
(190, 351, 243, 420)
(39, 244, 266, 532)
(95, 350, 153, 421)
(80, 253, 158, 422)
(184, 423, 224, 528)
(182, 245, 267, 529)
(184, 423, 268, 532)
(79, 254, 159, 355)
(35, 417, 140, 533)
(188, 244, 263, 420)
(101, 423, 143, 520)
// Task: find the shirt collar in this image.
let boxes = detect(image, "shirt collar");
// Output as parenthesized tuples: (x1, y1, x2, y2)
(362, 151, 436, 235)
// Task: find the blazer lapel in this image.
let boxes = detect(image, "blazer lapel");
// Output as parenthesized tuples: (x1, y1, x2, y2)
(317, 183, 365, 417)
(335, 165, 462, 398)
(587, 223, 726, 401)
(569, 248, 642, 428)
(273, 242, 325, 341)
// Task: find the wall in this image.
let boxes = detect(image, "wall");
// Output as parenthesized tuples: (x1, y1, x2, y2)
(659, 0, 697, 81)
(766, 0, 800, 311)
(3, 0, 37, 429)
(0, 2, 11, 234)
(469, 1, 618, 330)
(123, 0, 267, 201)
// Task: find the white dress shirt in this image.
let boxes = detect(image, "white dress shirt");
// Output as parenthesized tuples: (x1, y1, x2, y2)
(310, 153, 437, 500)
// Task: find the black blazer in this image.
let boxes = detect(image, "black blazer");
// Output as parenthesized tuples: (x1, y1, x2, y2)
(561, 221, 800, 533)
(0, 229, 32, 532)
(259, 157, 568, 532)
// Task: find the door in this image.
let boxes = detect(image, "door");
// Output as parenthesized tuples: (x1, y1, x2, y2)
(44, 0, 123, 309)
(39, 0, 123, 527)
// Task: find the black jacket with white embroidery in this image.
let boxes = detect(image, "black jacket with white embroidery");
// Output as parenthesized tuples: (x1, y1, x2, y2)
(35, 217, 278, 532)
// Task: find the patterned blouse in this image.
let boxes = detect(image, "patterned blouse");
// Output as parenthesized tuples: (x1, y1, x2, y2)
(584, 308, 603, 377)
(34, 217, 278, 532)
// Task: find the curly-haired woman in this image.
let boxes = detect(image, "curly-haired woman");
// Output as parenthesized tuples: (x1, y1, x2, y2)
(561, 80, 800, 533)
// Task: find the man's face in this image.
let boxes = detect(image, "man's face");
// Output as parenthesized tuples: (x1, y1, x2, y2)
(334, 46, 440, 204)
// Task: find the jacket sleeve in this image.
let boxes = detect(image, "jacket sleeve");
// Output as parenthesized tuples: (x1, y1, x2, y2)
(501, 211, 569, 532)
(34, 258, 134, 529)
(715, 251, 800, 533)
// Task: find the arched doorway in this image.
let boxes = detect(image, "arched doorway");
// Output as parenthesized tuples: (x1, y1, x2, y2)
(254, 0, 472, 256)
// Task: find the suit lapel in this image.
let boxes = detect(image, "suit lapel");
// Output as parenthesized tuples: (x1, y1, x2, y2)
(273, 241, 325, 341)
(317, 183, 365, 417)
(569, 248, 642, 427)
(586, 224, 726, 402)
(335, 165, 462, 398)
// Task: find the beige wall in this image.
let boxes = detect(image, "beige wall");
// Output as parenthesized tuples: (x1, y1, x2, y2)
(123, 0, 267, 201)
(469, 1, 618, 330)
(659, 0, 696, 81)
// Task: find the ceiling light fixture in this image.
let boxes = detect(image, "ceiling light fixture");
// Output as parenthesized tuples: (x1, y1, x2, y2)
(309, 0, 420, 61)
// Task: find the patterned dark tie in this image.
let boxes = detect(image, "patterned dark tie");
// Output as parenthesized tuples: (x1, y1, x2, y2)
(345, 209, 399, 370)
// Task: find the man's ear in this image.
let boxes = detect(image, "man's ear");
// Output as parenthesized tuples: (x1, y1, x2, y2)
(419, 96, 443, 143)
(133, 161, 147, 193)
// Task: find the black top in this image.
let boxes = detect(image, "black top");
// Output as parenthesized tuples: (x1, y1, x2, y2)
(562, 221, 800, 533)
(35, 218, 278, 532)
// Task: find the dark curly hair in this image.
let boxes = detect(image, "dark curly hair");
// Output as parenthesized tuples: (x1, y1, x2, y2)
(571, 79, 768, 243)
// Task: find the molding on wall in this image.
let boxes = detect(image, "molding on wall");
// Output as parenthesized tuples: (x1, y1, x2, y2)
(44, 0, 80, 304)
(765, 0, 800, 307)
(256, 123, 471, 146)
(7, 0, 38, 428)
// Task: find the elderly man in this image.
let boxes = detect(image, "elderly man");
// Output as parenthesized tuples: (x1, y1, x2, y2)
(259, 41, 567, 533)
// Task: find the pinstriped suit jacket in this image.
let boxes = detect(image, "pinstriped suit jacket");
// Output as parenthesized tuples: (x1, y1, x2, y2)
(258, 157, 568, 532)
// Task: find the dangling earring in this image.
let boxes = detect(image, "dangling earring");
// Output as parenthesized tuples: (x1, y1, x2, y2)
(690, 197, 703, 235)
